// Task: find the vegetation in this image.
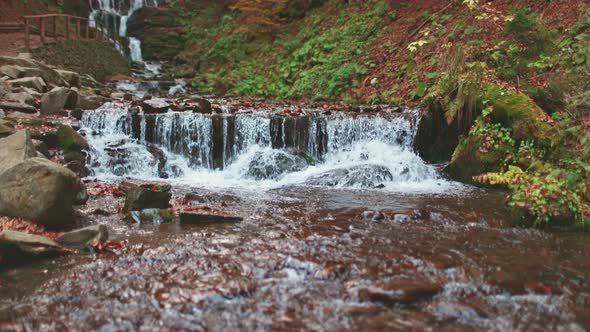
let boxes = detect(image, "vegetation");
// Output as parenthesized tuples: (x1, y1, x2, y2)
(165, 0, 590, 229)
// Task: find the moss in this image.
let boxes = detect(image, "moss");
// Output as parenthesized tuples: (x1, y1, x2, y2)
(159, 209, 175, 222)
(483, 85, 559, 147)
(57, 126, 89, 154)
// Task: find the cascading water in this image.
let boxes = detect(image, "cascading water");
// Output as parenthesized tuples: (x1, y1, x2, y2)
(81, 104, 459, 192)
(88, 0, 159, 65)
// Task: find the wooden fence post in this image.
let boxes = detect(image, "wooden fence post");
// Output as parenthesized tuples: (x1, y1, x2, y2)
(52, 16, 57, 39)
(76, 17, 81, 39)
(39, 17, 45, 44)
(65, 16, 70, 39)
(24, 18, 30, 50)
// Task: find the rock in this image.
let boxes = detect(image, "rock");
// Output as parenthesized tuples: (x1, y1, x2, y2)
(142, 98, 170, 113)
(64, 159, 89, 177)
(246, 150, 309, 180)
(79, 74, 102, 88)
(41, 87, 77, 115)
(179, 211, 243, 224)
(56, 69, 81, 88)
(392, 214, 411, 223)
(0, 230, 65, 265)
(191, 96, 212, 114)
(111, 92, 125, 99)
(146, 143, 168, 178)
(7, 77, 47, 93)
(77, 95, 104, 110)
(184, 192, 241, 204)
(57, 125, 89, 153)
(362, 210, 386, 222)
(0, 101, 37, 114)
(0, 130, 37, 174)
(0, 65, 24, 79)
(0, 158, 79, 228)
(128, 208, 174, 225)
(123, 182, 172, 213)
(0, 109, 5, 118)
(357, 279, 443, 306)
(32, 139, 51, 158)
(306, 165, 393, 188)
(55, 225, 108, 249)
(75, 181, 89, 205)
(70, 108, 83, 120)
(4, 91, 35, 106)
(0, 119, 16, 138)
(0, 56, 68, 88)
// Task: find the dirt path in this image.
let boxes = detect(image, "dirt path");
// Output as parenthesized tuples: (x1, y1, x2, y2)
(0, 32, 42, 56)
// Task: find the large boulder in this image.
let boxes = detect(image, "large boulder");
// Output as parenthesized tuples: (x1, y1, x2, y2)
(123, 182, 172, 213)
(306, 165, 393, 188)
(0, 130, 37, 174)
(7, 77, 47, 93)
(40, 87, 78, 115)
(0, 158, 80, 228)
(56, 69, 81, 88)
(57, 125, 89, 176)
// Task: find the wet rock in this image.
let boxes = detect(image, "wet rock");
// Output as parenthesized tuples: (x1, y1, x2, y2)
(184, 192, 241, 204)
(0, 158, 79, 228)
(80, 73, 102, 88)
(179, 211, 243, 224)
(0, 101, 37, 114)
(129, 208, 174, 225)
(392, 214, 411, 223)
(0, 230, 65, 265)
(77, 95, 104, 110)
(57, 125, 89, 153)
(357, 279, 443, 306)
(123, 182, 172, 213)
(8, 77, 46, 93)
(56, 69, 81, 88)
(0, 130, 37, 174)
(306, 165, 393, 188)
(92, 208, 111, 216)
(191, 96, 212, 114)
(246, 150, 309, 180)
(362, 210, 386, 222)
(55, 225, 108, 249)
(146, 143, 168, 178)
(142, 98, 170, 113)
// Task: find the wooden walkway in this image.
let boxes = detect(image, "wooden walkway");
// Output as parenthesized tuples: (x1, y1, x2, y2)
(21, 14, 122, 51)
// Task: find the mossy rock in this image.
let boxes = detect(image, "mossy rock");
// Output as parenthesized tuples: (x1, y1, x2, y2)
(57, 125, 89, 154)
(447, 133, 512, 183)
(483, 86, 559, 147)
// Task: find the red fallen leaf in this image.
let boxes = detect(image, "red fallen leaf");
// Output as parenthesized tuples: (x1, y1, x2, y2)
(91, 239, 126, 253)
(221, 201, 228, 207)
(540, 188, 547, 195)
(175, 198, 193, 206)
(525, 281, 552, 295)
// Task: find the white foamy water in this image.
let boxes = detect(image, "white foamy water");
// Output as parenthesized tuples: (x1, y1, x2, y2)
(81, 105, 463, 193)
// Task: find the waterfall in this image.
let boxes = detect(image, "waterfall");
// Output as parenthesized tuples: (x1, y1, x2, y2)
(88, 0, 158, 62)
(81, 105, 458, 191)
(129, 37, 143, 62)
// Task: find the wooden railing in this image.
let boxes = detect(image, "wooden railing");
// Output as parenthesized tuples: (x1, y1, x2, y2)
(22, 14, 123, 51)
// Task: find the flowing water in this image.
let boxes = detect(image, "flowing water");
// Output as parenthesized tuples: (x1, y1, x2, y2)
(1, 102, 590, 331)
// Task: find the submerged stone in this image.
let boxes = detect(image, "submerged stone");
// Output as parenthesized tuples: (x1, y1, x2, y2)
(56, 225, 109, 249)
(306, 164, 393, 188)
(179, 211, 243, 225)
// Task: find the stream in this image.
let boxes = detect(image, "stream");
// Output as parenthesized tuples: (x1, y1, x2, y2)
(1, 98, 589, 331)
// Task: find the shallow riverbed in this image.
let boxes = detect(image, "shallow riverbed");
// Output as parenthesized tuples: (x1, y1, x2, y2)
(2, 184, 589, 331)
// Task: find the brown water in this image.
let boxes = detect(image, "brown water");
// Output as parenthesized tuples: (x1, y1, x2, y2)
(1, 184, 590, 331)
